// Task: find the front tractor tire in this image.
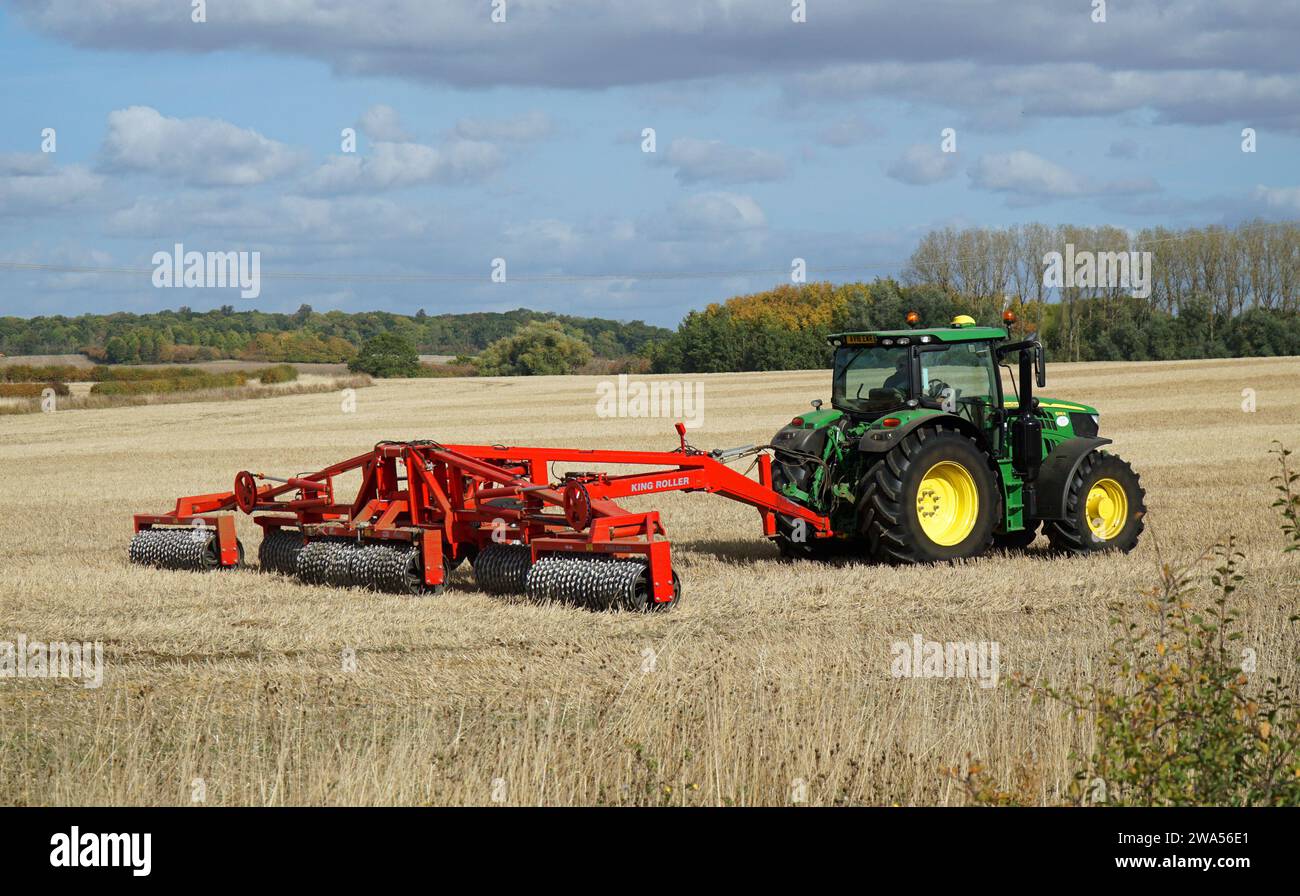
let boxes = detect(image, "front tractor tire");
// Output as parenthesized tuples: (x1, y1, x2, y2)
(1044, 451, 1145, 555)
(859, 425, 1000, 564)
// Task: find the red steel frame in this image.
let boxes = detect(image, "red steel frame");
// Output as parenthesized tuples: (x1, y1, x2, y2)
(132, 428, 833, 604)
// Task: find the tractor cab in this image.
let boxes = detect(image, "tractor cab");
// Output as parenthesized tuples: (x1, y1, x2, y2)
(828, 315, 1008, 426)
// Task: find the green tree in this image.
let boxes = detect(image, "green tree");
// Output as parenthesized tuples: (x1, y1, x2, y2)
(105, 336, 131, 364)
(348, 332, 421, 377)
(474, 321, 593, 376)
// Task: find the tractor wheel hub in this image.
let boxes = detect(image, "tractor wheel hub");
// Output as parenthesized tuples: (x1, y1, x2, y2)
(915, 461, 979, 546)
(1085, 477, 1128, 541)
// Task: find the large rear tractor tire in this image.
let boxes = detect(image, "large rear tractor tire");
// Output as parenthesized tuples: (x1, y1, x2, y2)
(858, 425, 1000, 564)
(1044, 452, 1145, 555)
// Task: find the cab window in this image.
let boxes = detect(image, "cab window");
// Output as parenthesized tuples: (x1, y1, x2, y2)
(922, 342, 997, 406)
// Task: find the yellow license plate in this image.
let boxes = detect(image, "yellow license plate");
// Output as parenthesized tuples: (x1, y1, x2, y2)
(844, 334, 877, 345)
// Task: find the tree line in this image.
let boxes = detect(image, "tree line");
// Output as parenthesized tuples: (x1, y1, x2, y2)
(0, 305, 669, 365)
(649, 220, 1300, 372)
(902, 219, 1300, 362)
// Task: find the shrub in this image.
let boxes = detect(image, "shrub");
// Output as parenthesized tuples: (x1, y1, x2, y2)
(1272, 442, 1300, 553)
(0, 382, 69, 397)
(953, 445, 1300, 807)
(474, 321, 593, 376)
(577, 356, 653, 376)
(348, 333, 421, 378)
(89, 365, 210, 382)
(415, 362, 477, 378)
(255, 364, 299, 384)
(90, 372, 248, 395)
(1, 364, 85, 383)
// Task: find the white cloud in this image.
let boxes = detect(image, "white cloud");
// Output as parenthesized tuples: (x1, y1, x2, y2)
(968, 151, 1160, 205)
(885, 144, 958, 186)
(0, 243, 116, 291)
(668, 192, 767, 232)
(816, 114, 884, 148)
(968, 150, 1086, 198)
(105, 193, 428, 243)
(100, 106, 303, 186)
(786, 60, 1300, 134)
(0, 153, 104, 215)
(663, 138, 787, 184)
(502, 218, 582, 252)
(303, 139, 504, 193)
(1252, 185, 1300, 213)
(357, 104, 411, 142)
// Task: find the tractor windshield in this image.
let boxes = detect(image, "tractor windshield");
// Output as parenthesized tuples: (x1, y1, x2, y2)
(832, 344, 911, 414)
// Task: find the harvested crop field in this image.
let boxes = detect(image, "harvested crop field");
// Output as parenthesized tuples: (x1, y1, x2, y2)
(1, 356, 1298, 805)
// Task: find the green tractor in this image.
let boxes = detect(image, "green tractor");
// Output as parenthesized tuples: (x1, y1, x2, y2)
(769, 314, 1146, 563)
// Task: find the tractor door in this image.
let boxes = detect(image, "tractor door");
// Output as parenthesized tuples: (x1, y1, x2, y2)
(918, 341, 1000, 436)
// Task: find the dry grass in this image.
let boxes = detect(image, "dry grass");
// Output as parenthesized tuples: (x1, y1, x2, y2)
(0, 354, 352, 376)
(1, 357, 1297, 806)
(0, 375, 371, 415)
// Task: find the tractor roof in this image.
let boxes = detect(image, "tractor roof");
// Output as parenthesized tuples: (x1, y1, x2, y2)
(826, 325, 1008, 345)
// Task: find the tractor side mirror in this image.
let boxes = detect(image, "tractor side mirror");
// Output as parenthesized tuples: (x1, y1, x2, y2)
(996, 339, 1046, 389)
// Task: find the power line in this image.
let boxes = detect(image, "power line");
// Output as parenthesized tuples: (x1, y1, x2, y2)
(0, 220, 1294, 285)
(0, 259, 897, 283)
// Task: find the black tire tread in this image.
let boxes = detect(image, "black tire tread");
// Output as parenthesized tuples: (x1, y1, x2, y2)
(856, 424, 1000, 564)
(1044, 451, 1146, 554)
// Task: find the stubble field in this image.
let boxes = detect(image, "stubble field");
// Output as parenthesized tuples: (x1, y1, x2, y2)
(1, 357, 1298, 805)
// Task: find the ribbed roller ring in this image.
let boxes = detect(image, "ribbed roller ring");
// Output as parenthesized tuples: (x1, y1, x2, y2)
(472, 543, 533, 595)
(129, 528, 221, 571)
(525, 556, 652, 610)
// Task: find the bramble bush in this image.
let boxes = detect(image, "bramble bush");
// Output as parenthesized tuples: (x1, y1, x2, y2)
(1272, 442, 1299, 553)
(0, 382, 69, 397)
(90, 372, 249, 395)
(254, 364, 298, 384)
(1, 364, 84, 383)
(951, 445, 1300, 806)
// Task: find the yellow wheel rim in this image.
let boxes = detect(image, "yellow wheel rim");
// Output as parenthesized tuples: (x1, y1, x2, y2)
(1086, 477, 1128, 541)
(915, 461, 979, 546)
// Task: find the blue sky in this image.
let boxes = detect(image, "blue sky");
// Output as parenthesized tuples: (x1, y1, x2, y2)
(1, 1, 1297, 326)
